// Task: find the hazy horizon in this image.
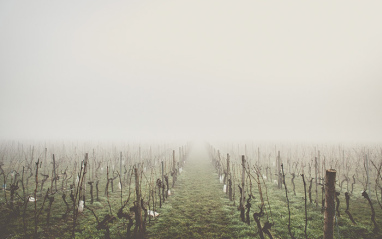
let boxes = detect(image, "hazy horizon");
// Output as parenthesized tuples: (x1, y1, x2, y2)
(1, 1, 382, 143)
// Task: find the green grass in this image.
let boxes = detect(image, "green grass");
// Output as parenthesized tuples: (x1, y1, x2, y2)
(146, 150, 255, 239)
(1, 148, 382, 239)
(147, 149, 382, 239)
(221, 172, 382, 239)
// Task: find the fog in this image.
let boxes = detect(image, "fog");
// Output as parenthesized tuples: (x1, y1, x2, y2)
(1, 1, 382, 143)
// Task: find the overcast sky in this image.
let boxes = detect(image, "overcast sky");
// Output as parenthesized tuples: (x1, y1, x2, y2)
(1, 1, 382, 143)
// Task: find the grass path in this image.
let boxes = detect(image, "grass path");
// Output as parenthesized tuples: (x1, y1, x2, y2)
(146, 145, 242, 239)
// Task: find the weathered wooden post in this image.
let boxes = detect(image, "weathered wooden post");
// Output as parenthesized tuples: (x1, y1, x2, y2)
(92, 149, 95, 181)
(324, 169, 336, 239)
(53, 154, 57, 192)
(44, 148, 47, 175)
(134, 167, 144, 236)
(318, 150, 321, 177)
(172, 150, 176, 172)
(150, 146, 152, 165)
(120, 152, 122, 177)
(242, 155, 245, 201)
(240, 155, 246, 221)
(73, 161, 77, 192)
(257, 147, 260, 166)
(179, 147, 181, 167)
(83, 153, 88, 205)
(161, 161, 164, 184)
(172, 150, 176, 187)
(365, 154, 370, 195)
(86, 151, 90, 183)
(315, 157, 318, 208)
(277, 151, 282, 189)
(139, 146, 141, 162)
(233, 163, 236, 203)
(245, 144, 248, 169)
(218, 150, 222, 177)
(226, 154, 230, 196)
(342, 150, 345, 176)
(318, 150, 321, 189)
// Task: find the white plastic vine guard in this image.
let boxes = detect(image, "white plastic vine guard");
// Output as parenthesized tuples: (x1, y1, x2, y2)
(78, 200, 84, 212)
(219, 175, 223, 184)
(148, 210, 159, 217)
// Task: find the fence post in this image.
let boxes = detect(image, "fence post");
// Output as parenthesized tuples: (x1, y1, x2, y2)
(53, 154, 57, 192)
(324, 169, 336, 239)
(366, 154, 370, 195)
(173, 150, 176, 172)
(84, 153, 88, 198)
(218, 150, 221, 176)
(277, 151, 282, 189)
(315, 157, 318, 208)
(226, 154, 230, 196)
(161, 161, 164, 183)
(44, 148, 47, 175)
(135, 167, 143, 235)
(257, 147, 260, 166)
(241, 155, 245, 206)
(120, 152, 122, 177)
(172, 150, 176, 187)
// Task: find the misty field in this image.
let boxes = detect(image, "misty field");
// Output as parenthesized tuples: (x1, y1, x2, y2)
(0, 141, 381, 239)
(2, 1, 382, 238)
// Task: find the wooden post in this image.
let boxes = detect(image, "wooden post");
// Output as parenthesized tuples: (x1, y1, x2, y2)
(245, 144, 248, 169)
(93, 149, 95, 180)
(233, 163, 236, 204)
(164, 159, 167, 177)
(53, 154, 57, 192)
(324, 169, 336, 239)
(241, 155, 245, 207)
(119, 152, 122, 192)
(226, 154, 230, 196)
(318, 150, 321, 181)
(218, 150, 221, 176)
(139, 146, 141, 162)
(134, 167, 143, 235)
(366, 154, 370, 195)
(87, 151, 91, 182)
(83, 153, 88, 204)
(342, 150, 345, 175)
(277, 151, 282, 189)
(44, 148, 47, 175)
(257, 147, 260, 166)
(73, 161, 77, 191)
(179, 147, 181, 166)
(172, 150, 176, 172)
(150, 146, 152, 164)
(161, 161, 164, 183)
(172, 150, 176, 187)
(315, 157, 318, 207)
(120, 152, 122, 176)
